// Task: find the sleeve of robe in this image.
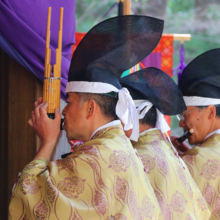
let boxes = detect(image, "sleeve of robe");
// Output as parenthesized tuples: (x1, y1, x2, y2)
(9, 133, 161, 220)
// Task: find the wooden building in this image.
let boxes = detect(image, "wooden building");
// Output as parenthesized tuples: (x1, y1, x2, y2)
(0, 49, 42, 219)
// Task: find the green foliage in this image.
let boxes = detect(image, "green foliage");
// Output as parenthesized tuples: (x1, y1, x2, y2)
(165, 1, 220, 69)
(75, 0, 220, 74)
(75, 0, 117, 32)
(167, 0, 195, 13)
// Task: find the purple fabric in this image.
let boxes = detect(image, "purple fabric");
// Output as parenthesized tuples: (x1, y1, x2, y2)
(0, 0, 75, 100)
(172, 43, 186, 85)
(131, 8, 137, 15)
(141, 52, 161, 69)
(0, 32, 36, 75)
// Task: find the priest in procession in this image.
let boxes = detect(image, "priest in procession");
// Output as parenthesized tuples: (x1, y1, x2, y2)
(172, 48, 220, 219)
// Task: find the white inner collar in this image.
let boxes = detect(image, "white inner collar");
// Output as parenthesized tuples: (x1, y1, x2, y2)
(139, 128, 159, 136)
(203, 129, 220, 141)
(90, 120, 121, 140)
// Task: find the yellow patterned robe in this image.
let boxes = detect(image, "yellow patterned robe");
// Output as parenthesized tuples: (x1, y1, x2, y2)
(181, 132, 220, 220)
(133, 129, 211, 220)
(9, 124, 161, 220)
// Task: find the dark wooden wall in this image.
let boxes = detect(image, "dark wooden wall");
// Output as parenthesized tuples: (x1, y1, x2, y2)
(0, 49, 42, 219)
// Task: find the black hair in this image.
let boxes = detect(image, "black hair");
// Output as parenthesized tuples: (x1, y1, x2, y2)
(139, 106, 157, 127)
(76, 93, 118, 120)
(197, 105, 220, 118)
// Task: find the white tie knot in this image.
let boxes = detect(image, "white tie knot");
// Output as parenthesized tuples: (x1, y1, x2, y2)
(116, 88, 139, 141)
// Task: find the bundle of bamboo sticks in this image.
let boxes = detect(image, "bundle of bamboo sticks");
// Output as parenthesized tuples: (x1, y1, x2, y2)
(43, 7, 63, 118)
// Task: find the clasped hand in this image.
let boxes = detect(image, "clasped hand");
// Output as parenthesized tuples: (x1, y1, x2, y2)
(28, 97, 61, 148)
(170, 136, 191, 155)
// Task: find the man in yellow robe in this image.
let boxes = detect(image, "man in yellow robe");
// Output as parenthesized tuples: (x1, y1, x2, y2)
(10, 114, 159, 219)
(9, 16, 164, 219)
(172, 49, 220, 219)
(119, 67, 211, 219)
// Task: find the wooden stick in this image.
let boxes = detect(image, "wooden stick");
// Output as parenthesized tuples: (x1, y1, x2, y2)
(123, 0, 131, 15)
(56, 80, 59, 112)
(173, 34, 191, 42)
(163, 33, 191, 43)
(58, 8, 63, 54)
(54, 80, 57, 113)
(43, 7, 51, 105)
(48, 68, 51, 113)
(56, 8, 63, 111)
(43, 79, 46, 102)
(44, 7, 51, 78)
(43, 7, 63, 114)
(51, 78, 54, 113)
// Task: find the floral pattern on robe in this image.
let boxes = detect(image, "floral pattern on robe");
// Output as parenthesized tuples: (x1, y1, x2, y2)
(133, 129, 210, 220)
(181, 133, 220, 220)
(9, 124, 161, 220)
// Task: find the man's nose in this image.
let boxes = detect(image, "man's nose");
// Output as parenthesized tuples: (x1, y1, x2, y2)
(179, 119, 185, 127)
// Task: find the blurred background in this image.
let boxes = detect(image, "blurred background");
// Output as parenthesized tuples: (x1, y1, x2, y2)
(75, 0, 220, 63)
(1, 1, 219, 216)
(75, 0, 220, 138)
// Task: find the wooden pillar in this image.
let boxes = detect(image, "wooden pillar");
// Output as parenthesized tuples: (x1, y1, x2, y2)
(123, 0, 131, 15)
(0, 49, 9, 220)
(0, 49, 42, 218)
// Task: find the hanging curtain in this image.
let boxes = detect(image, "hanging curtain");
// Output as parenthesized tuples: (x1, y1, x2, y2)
(153, 34, 174, 77)
(141, 52, 161, 69)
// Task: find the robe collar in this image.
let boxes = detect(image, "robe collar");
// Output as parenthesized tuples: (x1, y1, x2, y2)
(203, 129, 220, 141)
(139, 128, 159, 136)
(90, 120, 121, 140)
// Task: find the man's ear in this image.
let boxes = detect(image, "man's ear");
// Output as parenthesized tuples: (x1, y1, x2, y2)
(207, 105, 216, 120)
(87, 99, 97, 119)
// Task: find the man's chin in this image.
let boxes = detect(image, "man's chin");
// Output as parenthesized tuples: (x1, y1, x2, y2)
(65, 131, 71, 140)
(66, 133, 79, 142)
(188, 139, 194, 145)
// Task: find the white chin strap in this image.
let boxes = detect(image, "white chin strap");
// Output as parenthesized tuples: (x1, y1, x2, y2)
(134, 100, 170, 137)
(183, 96, 220, 106)
(65, 81, 139, 142)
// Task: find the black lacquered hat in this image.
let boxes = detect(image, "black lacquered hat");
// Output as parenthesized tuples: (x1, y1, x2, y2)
(179, 48, 220, 106)
(120, 67, 186, 115)
(66, 15, 164, 93)
(179, 48, 220, 98)
(120, 67, 186, 167)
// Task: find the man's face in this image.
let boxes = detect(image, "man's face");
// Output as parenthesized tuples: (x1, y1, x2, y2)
(178, 106, 209, 145)
(62, 93, 87, 141)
